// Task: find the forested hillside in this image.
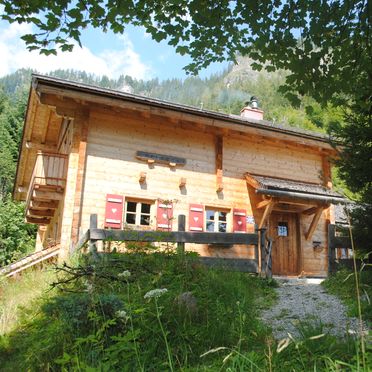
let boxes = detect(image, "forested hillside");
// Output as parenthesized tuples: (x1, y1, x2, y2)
(0, 60, 341, 265)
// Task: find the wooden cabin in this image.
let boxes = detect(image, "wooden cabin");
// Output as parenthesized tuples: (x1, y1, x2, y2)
(13, 75, 345, 277)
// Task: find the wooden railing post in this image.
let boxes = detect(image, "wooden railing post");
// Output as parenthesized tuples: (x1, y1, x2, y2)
(89, 214, 98, 259)
(328, 223, 336, 273)
(257, 228, 267, 276)
(177, 214, 186, 255)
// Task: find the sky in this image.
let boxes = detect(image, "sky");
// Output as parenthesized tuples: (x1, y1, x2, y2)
(0, 19, 228, 81)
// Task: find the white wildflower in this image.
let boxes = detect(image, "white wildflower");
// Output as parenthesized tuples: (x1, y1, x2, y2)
(115, 310, 128, 320)
(85, 282, 94, 293)
(118, 270, 131, 278)
(144, 288, 168, 299)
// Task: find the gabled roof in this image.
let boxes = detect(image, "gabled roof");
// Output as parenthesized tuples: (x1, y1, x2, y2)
(31, 74, 334, 145)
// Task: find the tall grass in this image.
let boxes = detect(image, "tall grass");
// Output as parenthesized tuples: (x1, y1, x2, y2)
(0, 267, 56, 335)
(0, 249, 370, 371)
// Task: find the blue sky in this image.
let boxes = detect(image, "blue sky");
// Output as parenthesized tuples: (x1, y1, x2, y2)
(0, 19, 228, 81)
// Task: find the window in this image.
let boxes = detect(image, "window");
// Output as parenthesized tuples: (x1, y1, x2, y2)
(278, 222, 288, 237)
(125, 200, 152, 226)
(206, 209, 227, 232)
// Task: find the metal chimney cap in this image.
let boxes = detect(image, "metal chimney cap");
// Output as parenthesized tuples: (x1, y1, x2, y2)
(250, 96, 259, 109)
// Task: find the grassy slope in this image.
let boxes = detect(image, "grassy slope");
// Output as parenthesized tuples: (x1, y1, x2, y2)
(0, 250, 369, 371)
(322, 268, 372, 324)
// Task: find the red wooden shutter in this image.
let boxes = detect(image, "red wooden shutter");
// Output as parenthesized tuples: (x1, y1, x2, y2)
(104, 194, 123, 229)
(157, 201, 173, 231)
(189, 204, 204, 232)
(233, 208, 246, 232)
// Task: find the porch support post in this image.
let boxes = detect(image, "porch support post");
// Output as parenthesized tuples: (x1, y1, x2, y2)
(258, 200, 274, 229)
(59, 110, 89, 261)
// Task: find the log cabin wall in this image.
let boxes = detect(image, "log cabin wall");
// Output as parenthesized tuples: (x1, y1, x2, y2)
(74, 107, 329, 274)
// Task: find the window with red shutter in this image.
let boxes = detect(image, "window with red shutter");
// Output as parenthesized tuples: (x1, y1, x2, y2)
(189, 204, 204, 232)
(157, 201, 173, 231)
(105, 194, 124, 229)
(233, 208, 247, 233)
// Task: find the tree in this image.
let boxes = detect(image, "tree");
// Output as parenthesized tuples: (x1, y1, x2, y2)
(1, 0, 371, 250)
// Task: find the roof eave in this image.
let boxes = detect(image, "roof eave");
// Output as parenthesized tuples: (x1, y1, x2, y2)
(31, 74, 336, 147)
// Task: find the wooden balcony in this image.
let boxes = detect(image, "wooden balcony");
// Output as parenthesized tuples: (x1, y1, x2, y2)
(25, 152, 68, 225)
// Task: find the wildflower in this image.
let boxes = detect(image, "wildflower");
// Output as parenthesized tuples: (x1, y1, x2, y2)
(144, 288, 168, 299)
(85, 282, 94, 293)
(116, 310, 128, 319)
(118, 270, 131, 278)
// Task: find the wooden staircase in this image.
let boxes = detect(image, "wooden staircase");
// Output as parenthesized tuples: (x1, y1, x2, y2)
(25, 152, 67, 225)
(0, 246, 60, 278)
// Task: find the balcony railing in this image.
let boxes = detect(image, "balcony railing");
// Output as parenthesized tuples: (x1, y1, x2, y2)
(26, 152, 68, 224)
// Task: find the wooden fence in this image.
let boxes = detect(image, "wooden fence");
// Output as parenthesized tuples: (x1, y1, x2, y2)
(76, 214, 269, 274)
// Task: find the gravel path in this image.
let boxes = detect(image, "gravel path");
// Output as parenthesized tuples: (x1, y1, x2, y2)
(261, 278, 365, 340)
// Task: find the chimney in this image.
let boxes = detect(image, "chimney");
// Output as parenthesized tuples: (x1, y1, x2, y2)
(240, 96, 264, 120)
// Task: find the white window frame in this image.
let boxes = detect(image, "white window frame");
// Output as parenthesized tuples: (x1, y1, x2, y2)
(124, 199, 153, 227)
(205, 208, 228, 232)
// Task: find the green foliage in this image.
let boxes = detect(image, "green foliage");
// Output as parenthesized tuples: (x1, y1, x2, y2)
(0, 197, 36, 266)
(1, 252, 369, 371)
(0, 251, 275, 370)
(322, 268, 372, 323)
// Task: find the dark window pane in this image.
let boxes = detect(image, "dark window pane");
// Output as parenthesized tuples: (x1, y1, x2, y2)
(126, 213, 136, 224)
(218, 212, 227, 221)
(141, 203, 151, 214)
(206, 221, 215, 232)
(206, 210, 214, 220)
(219, 222, 227, 232)
(140, 214, 150, 226)
(127, 202, 137, 213)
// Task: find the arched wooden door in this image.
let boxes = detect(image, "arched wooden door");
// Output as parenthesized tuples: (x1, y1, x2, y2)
(268, 212, 300, 276)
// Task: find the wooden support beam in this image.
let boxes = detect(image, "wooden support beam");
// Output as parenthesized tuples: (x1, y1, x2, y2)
(139, 172, 147, 183)
(25, 141, 56, 152)
(302, 206, 319, 215)
(28, 208, 55, 217)
(216, 135, 223, 192)
(216, 169, 223, 192)
(29, 200, 59, 209)
(179, 177, 187, 187)
(258, 201, 275, 229)
(40, 110, 53, 144)
(322, 156, 332, 189)
(257, 198, 272, 209)
(26, 216, 51, 225)
(39, 93, 78, 118)
(305, 207, 324, 240)
(32, 190, 64, 201)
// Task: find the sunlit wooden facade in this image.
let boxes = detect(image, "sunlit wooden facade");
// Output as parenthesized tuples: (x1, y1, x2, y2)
(14, 75, 344, 276)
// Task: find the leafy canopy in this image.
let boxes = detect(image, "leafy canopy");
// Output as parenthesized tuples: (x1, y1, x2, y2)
(1, 1, 369, 105)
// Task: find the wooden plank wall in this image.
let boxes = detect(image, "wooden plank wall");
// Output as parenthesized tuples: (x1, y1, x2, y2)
(74, 108, 328, 269)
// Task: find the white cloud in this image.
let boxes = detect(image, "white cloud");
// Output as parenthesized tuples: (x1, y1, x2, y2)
(0, 22, 152, 79)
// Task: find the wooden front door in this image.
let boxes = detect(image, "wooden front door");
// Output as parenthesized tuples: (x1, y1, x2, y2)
(269, 212, 299, 276)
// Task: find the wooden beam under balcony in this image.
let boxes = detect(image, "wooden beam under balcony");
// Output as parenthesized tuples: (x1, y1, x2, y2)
(29, 200, 59, 210)
(28, 209, 55, 217)
(26, 216, 51, 225)
(32, 190, 64, 201)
